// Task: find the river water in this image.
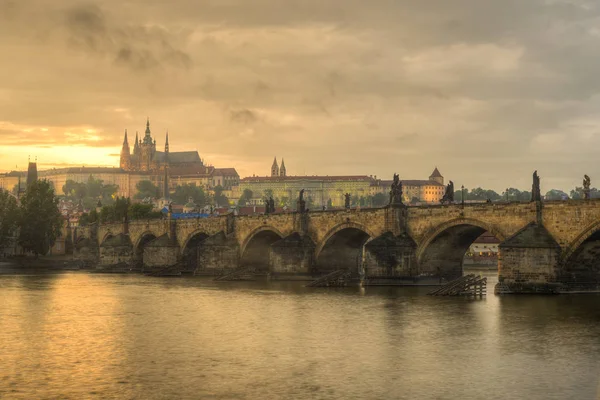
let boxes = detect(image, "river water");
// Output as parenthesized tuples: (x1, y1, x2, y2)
(1, 267, 599, 400)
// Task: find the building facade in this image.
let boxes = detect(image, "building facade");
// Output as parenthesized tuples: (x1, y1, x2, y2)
(370, 167, 446, 204)
(236, 161, 447, 208)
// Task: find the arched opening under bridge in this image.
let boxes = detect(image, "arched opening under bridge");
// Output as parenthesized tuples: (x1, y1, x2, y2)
(240, 229, 283, 272)
(182, 232, 210, 273)
(316, 227, 371, 274)
(562, 229, 600, 284)
(135, 233, 157, 268)
(419, 223, 502, 282)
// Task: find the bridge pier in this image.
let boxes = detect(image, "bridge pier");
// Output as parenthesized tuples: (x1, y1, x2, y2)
(98, 233, 134, 270)
(363, 232, 418, 283)
(143, 234, 181, 273)
(195, 232, 240, 275)
(269, 233, 316, 279)
(496, 223, 562, 293)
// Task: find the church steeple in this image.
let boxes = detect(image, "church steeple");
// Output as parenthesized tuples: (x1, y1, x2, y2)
(143, 118, 153, 144)
(280, 158, 286, 177)
(165, 131, 169, 153)
(271, 157, 279, 177)
(120, 129, 131, 170)
(133, 131, 140, 156)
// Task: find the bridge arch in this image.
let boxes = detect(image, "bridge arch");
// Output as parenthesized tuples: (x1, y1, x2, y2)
(562, 220, 600, 282)
(181, 230, 211, 272)
(416, 218, 505, 281)
(100, 233, 115, 246)
(239, 226, 284, 272)
(315, 222, 375, 273)
(134, 231, 159, 267)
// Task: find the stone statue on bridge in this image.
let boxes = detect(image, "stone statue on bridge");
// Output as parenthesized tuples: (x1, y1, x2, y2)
(583, 175, 591, 200)
(389, 173, 404, 206)
(297, 189, 307, 213)
(440, 181, 455, 204)
(531, 171, 541, 202)
(345, 193, 351, 209)
(269, 197, 275, 213)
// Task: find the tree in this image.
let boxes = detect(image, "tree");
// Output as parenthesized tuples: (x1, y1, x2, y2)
(172, 184, 206, 206)
(99, 197, 130, 223)
(502, 188, 531, 202)
(213, 185, 229, 207)
(372, 193, 388, 207)
(18, 180, 63, 257)
(0, 190, 20, 250)
(545, 189, 569, 201)
(280, 196, 291, 208)
(129, 203, 162, 220)
(86, 175, 105, 199)
(238, 189, 253, 206)
(63, 179, 87, 199)
(135, 180, 159, 200)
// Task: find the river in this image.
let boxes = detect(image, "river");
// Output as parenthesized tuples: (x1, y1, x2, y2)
(1, 267, 599, 400)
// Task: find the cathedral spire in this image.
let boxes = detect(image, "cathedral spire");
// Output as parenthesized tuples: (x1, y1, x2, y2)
(123, 129, 129, 145)
(165, 131, 169, 152)
(145, 118, 151, 136)
(280, 158, 286, 177)
(271, 157, 279, 177)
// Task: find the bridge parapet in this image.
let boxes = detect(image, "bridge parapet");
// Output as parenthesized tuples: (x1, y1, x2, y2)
(407, 202, 536, 246)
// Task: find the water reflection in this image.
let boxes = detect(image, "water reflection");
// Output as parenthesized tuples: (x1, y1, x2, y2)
(0, 270, 598, 400)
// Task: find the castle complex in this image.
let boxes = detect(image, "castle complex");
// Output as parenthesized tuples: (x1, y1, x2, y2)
(0, 119, 239, 198)
(120, 119, 205, 173)
(237, 159, 446, 207)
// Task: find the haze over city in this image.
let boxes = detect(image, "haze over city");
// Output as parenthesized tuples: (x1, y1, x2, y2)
(2, 0, 600, 192)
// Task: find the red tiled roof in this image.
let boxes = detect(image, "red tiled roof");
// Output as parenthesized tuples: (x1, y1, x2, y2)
(168, 166, 213, 176)
(213, 168, 239, 177)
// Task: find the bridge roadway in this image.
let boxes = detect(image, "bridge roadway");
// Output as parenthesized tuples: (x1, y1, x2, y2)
(74, 200, 600, 291)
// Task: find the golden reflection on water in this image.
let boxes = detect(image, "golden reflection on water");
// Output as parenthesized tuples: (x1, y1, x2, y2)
(0, 271, 599, 400)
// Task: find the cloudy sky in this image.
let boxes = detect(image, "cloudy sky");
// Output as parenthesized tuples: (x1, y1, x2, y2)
(2, 0, 600, 192)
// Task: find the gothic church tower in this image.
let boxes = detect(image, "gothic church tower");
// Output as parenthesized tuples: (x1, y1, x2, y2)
(140, 118, 157, 171)
(271, 157, 279, 177)
(120, 130, 131, 170)
(280, 158, 286, 177)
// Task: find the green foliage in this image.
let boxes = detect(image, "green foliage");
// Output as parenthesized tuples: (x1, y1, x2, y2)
(454, 187, 501, 202)
(18, 180, 63, 256)
(372, 193, 388, 207)
(78, 209, 99, 226)
(172, 184, 206, 206)
(213, 185, 229, 207)
(570, 187, 600, 199)
(238, 189, 253, 206)
(129, 203, 162, 220)
(0, 190, 20, 249)
(99, 197, 130, 223)
(62, 176, 118, 205)
(135, 180, 159, 200)
(544, 189, 569, 201)
(501, 188, 532, 202)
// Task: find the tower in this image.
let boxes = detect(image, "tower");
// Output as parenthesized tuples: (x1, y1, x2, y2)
(164, 131, 169, 160)
(271, 157, 279, 177)
(140, 118, 156, 171)
(133, 131, 140, 156)
(280, 158, 286, 177)
(120, 130, 131, 170)
(429, 167, 444, 185)
(26, 159, 38, 188)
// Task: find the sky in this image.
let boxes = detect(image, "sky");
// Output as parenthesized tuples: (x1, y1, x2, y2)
(2, 0, 600, 193)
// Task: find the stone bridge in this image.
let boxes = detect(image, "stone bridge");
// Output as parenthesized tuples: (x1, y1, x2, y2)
(74, 200, 600, 290)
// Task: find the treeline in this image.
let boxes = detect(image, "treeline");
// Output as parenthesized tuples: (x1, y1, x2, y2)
(134, 181, 229, 207)
(0, 181, 63, 256)
(79, 197, 163, 226)
(62, 176, 119, 208)
(453, 187, 600, 202)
